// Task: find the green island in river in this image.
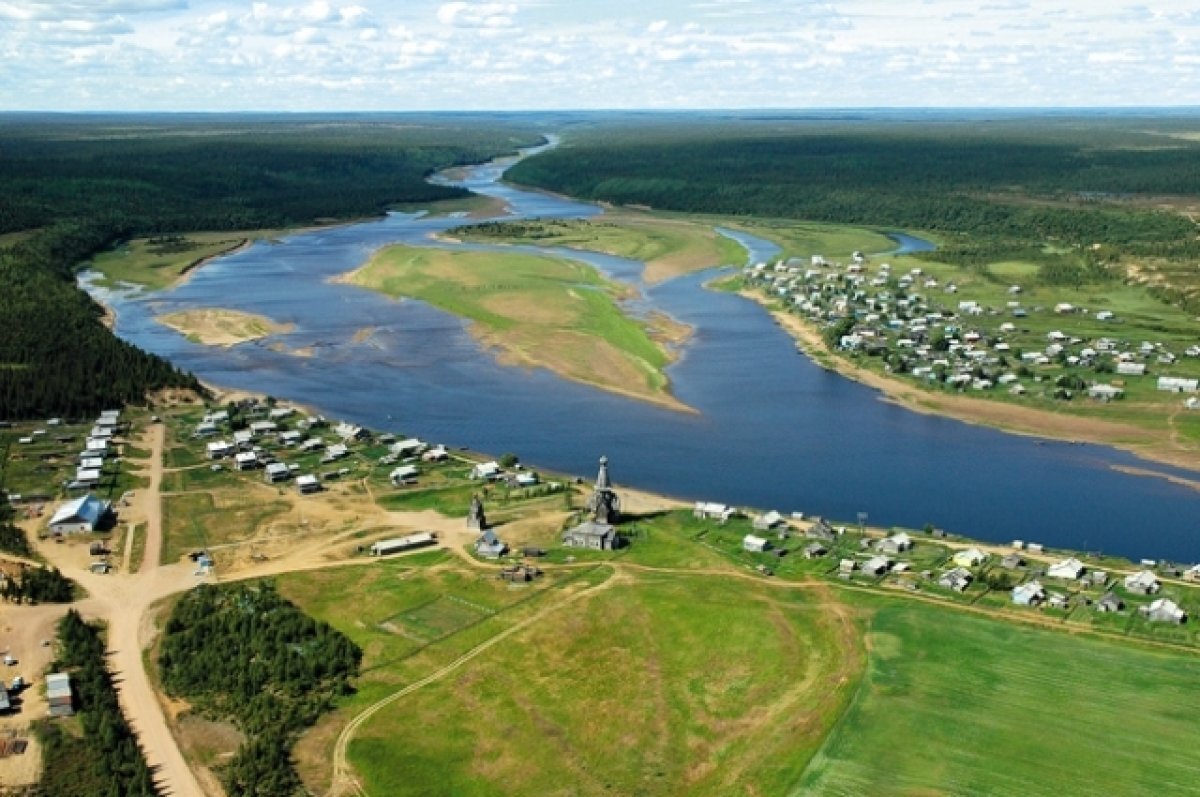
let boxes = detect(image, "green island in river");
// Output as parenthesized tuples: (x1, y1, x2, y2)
(337, 243, 693, 411)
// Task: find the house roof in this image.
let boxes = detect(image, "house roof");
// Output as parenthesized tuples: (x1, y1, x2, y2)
(46, 672, 71, 700)
(49, 494, 108, 527)
(1124, 570, 1159, 589)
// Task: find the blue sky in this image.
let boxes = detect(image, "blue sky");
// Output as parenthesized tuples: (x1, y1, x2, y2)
(1, 0, 1197, 110)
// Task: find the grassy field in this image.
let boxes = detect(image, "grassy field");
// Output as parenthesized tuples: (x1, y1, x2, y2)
(341, 244, 687, 409)
(85, 231, 276, 291)
(454, 211, 746, 283)
(724, 218, 900, 263)
(332, 571, 859, 797)
(160, 491, 290, 563)
(798, 596, 1200, 796)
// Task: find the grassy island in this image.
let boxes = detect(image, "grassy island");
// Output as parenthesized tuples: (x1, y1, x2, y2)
(452, 211, 746, 283)
(338, 244, 690, 411)
(157, 308, 293, 347)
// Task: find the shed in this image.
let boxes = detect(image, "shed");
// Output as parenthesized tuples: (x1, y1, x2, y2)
(863, 556, 892, 576)
(877, 532, 913, 555)
(46, 672, 73, 717)
(803, 542, 828, 559)
(370, 532, 436, 556)
(1096, 592, 1124, 613)
(234, 451, 259, 471)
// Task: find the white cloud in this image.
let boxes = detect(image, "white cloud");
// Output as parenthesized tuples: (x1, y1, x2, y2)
(0, 0, 1195, 110)
(437, 2, 517, 28)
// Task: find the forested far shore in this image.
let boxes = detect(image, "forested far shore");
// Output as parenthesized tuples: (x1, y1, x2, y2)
(506, 118, 1200, 277)
(0, 115, 546, 420)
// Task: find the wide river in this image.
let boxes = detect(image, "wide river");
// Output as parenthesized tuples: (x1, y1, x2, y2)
(84, 143, 1200, 562)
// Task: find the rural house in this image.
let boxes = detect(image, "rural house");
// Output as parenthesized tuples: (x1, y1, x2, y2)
(1123, 570, 1161, 595)
(953, 547, 987, 568)
(938, 567, 973, 592)
(48, 494, 111, 535)
(475, 529, 507, 559)
(1141, 598, 1186, 624)
(743, 534, 771, 553)
(1047, 557, 1086, 580)
(1012, 581, 1047, 607)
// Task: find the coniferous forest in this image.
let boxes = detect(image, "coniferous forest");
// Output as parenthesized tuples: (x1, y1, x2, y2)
(0, 114, 544, 420)
(507, 114, 1200, 259)
(37, 610, 158, 797)
(158, 582, 362, 797)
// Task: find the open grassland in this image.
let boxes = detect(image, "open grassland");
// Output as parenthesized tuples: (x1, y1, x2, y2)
(285, 564, 861, 797)
(340, 244, 689, 410)
(156, 307, 294, 347)
(160, 490, 291, 563)
(87, 231, 276, 291)
(726, 218, 900, 263)
(454, 210, 745, 283)
(798, 597, 1200, 796)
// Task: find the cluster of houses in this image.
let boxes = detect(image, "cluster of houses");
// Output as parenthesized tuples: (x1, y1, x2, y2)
(1008, 554, 1188, 623)
(65, 409, 122, 490)
(744, 253, 1200, 404)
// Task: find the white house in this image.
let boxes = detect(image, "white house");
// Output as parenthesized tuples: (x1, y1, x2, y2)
(752, 510, 785, 531)
(939, 567, 973, 592)
(1157, 376, 1199, 393)
(389, 438, 426, 458)
(1141, 598, 1186, 624)
(206, 440, 234, 460)
(234, 451, 259, 471)
(1012, 581, 1046, 606)
(471, 461, 502, 481)
(877, 532, 913, 555)
(952, 547, 987, 568)
(694, 502, 735, 522)
(1047, 557, 1086, 580)
(264, 462, 291, 483)
(1123, 570, 1161, 595)
(334, 422, 366, 441)
(742, 534, 771, 553)
(296, 474, 321, 494)
(862, 556, 892, 576)
(389, 465, 419, 486)
(1116, 362, 1146, 377)
(48, 494, 111, 535)
(422, 445, 449, 462)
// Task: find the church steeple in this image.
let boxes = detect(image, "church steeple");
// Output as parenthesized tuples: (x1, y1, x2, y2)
(595, 455, 611, 491)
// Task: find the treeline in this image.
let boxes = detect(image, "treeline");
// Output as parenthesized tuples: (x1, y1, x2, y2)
(0, 115, 542, 420)
(0, 220, 199, 418)
(159, 581, 362, 796)
(507, 122, 1200, 255)
(0, 496, 33, 557)
(0, 563, 75, 604)
(36, 609, 158, 797)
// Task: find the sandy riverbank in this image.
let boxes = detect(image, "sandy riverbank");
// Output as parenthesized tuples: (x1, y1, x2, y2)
(739, 289, 1200, 474)
(156, 308, 294, 348)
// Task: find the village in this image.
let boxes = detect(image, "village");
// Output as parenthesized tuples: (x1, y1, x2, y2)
(743, 250, 1200, 409)
(3, 395, 1200, 792)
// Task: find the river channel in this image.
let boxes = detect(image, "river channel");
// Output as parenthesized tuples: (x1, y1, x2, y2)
(83, 143, 1200, 562)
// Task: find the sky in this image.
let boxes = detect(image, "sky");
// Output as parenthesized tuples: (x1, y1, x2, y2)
(1, 0, 1198, 111)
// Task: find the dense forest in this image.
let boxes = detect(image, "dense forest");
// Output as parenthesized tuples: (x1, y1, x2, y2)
(0, 114, 544, 420)
(507, 116, 1200, 261)
(158, 581, 362, 796)
(36, 610, 158, 797)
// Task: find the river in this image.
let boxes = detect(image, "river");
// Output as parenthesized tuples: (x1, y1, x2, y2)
(82, 143, 1200, 562)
